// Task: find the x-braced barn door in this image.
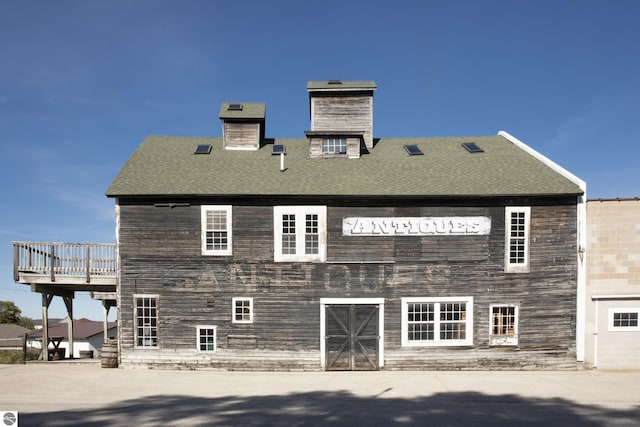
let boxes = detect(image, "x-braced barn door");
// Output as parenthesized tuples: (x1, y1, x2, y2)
(325, 304, 379, 371)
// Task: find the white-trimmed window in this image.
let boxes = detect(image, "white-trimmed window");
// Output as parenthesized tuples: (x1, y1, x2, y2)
(197, 325, 217, 351)
(401, 297, 473, 347)
(505, 206, 531, 272)
(135, 295, 158, 347)
(322, 138, 347, 154)
(608, 308, 640, 331)
(274, 206, 327, 262)
(490, 305, 519, 346)
(201, 205, 232, 256)
(232, 297, 253, 324)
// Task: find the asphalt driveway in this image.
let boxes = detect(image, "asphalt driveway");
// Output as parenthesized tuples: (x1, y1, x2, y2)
(1, 363, 638, 426)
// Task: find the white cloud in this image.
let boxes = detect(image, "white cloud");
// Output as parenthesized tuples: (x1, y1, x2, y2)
(550, 84, 639, 148)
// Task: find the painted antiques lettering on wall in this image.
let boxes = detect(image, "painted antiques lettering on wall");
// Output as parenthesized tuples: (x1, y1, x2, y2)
(342, 217, 492, 236)
(198, 263, 452, 291)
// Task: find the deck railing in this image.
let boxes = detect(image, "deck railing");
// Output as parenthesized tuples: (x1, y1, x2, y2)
(13, 242, 117, 283)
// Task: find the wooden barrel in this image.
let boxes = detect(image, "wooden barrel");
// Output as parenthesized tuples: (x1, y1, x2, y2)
(101, 341, 118, 368)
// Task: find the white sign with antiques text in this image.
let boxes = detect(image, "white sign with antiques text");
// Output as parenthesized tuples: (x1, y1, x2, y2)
(342, 217, 491, 236)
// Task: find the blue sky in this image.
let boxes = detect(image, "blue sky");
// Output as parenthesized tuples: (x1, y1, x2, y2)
(1, 1, 639, 320)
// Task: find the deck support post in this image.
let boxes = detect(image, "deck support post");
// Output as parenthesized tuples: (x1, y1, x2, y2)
(63, 296, 74, 359)
(103, 302, 110, 342)
(40, 293, 54, 361)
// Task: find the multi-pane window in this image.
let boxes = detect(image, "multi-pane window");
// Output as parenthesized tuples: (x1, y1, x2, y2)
(197, 326, 217, 351)
(613, 312, 638, 327)
(201, 205, 232, 256)
(407, 302, 434, 341)
(135, 296, 158, 347)
(232, 297, 253, 323)
(440, 303, 467, 340)
(305, 214, 319, 254)
(609, 309, 640, 331)
(282, 214, 297, 255)
(402, 297, 473, 346)
(509, 212, 526, 263)
(505, 207, 530, 272)
(322, 138, 347, 154)
(490, 305, 518, 346)
(274, 206, 326, 262)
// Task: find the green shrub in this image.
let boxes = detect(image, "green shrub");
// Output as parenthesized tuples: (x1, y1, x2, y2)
(0, 348, 40, 364)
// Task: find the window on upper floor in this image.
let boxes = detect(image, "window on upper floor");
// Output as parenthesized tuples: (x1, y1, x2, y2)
(505, 206, 531, 273)
(490, 304, 518, 346)
(322, 138, 347, 154)
(274, 206, 327, 262)
(201, 205, 232, 256)
(401, 297, 473, 347)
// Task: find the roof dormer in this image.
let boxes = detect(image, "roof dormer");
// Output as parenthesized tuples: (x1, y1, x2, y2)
(304, 131, 364, 159)
(307, 80, 377, 150)
(219, 102, 266, 150)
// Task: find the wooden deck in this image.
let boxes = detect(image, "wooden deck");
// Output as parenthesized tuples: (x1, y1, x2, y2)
(13, 242, 118, 360)
(13, 242, 117, 293)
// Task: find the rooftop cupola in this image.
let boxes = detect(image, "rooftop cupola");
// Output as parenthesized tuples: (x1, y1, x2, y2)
(218, 102, 266, 150)
(307, 80, 377, 151)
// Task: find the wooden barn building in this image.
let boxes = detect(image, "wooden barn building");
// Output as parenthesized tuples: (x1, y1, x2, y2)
(106, 80, 586, 370)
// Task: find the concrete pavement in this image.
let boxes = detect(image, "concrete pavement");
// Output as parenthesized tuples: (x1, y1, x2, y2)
(1, 363, 639, 426)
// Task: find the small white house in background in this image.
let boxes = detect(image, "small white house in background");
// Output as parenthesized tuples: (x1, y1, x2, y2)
(32, 318, 63, 330)
(585, 198, 640, 370)
(27, 318, 117, 359)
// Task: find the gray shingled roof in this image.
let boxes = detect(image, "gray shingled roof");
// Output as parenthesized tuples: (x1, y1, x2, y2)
(218, 103, 266, 120)
(106, 135, 583, 197)
(307, 80, 377, 91)
(0, 324, 32, 341)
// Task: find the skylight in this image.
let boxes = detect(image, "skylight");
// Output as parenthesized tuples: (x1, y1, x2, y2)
(328, 80, 342, 85)
(194, 144, 212, 155)
(404, 144, 423, 156)
(272, 144, 286, 155)
(227, 104, 243, 111)
(462, 142, 484, 153)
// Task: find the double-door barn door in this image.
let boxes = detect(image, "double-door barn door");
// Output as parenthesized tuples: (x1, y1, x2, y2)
(324, 304, 380, 371)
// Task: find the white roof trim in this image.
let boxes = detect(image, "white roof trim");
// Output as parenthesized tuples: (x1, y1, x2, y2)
(497, 130, 586, 191)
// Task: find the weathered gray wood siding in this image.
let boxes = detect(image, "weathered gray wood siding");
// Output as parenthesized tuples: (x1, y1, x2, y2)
(223, 121, 261, 150)
(311, 94, 373, 149)
(116, 197, 578, 370)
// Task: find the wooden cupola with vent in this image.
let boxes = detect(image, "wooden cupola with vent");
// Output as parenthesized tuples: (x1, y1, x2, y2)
(306, 80, 377, 158)
(219, 102, 266, 150)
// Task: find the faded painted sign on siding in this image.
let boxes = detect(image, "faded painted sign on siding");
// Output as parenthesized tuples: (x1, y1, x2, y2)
(342, 217, 491, 236)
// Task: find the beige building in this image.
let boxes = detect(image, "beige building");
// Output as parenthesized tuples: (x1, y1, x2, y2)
(585, 198, 640, 369)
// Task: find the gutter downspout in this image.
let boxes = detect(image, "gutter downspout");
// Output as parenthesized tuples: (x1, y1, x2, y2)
(498, 131, 587, 362)
(593, 299, 599, 368)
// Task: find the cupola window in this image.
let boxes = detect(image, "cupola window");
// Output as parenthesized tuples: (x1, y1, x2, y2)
(322, 138, 347, 154)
